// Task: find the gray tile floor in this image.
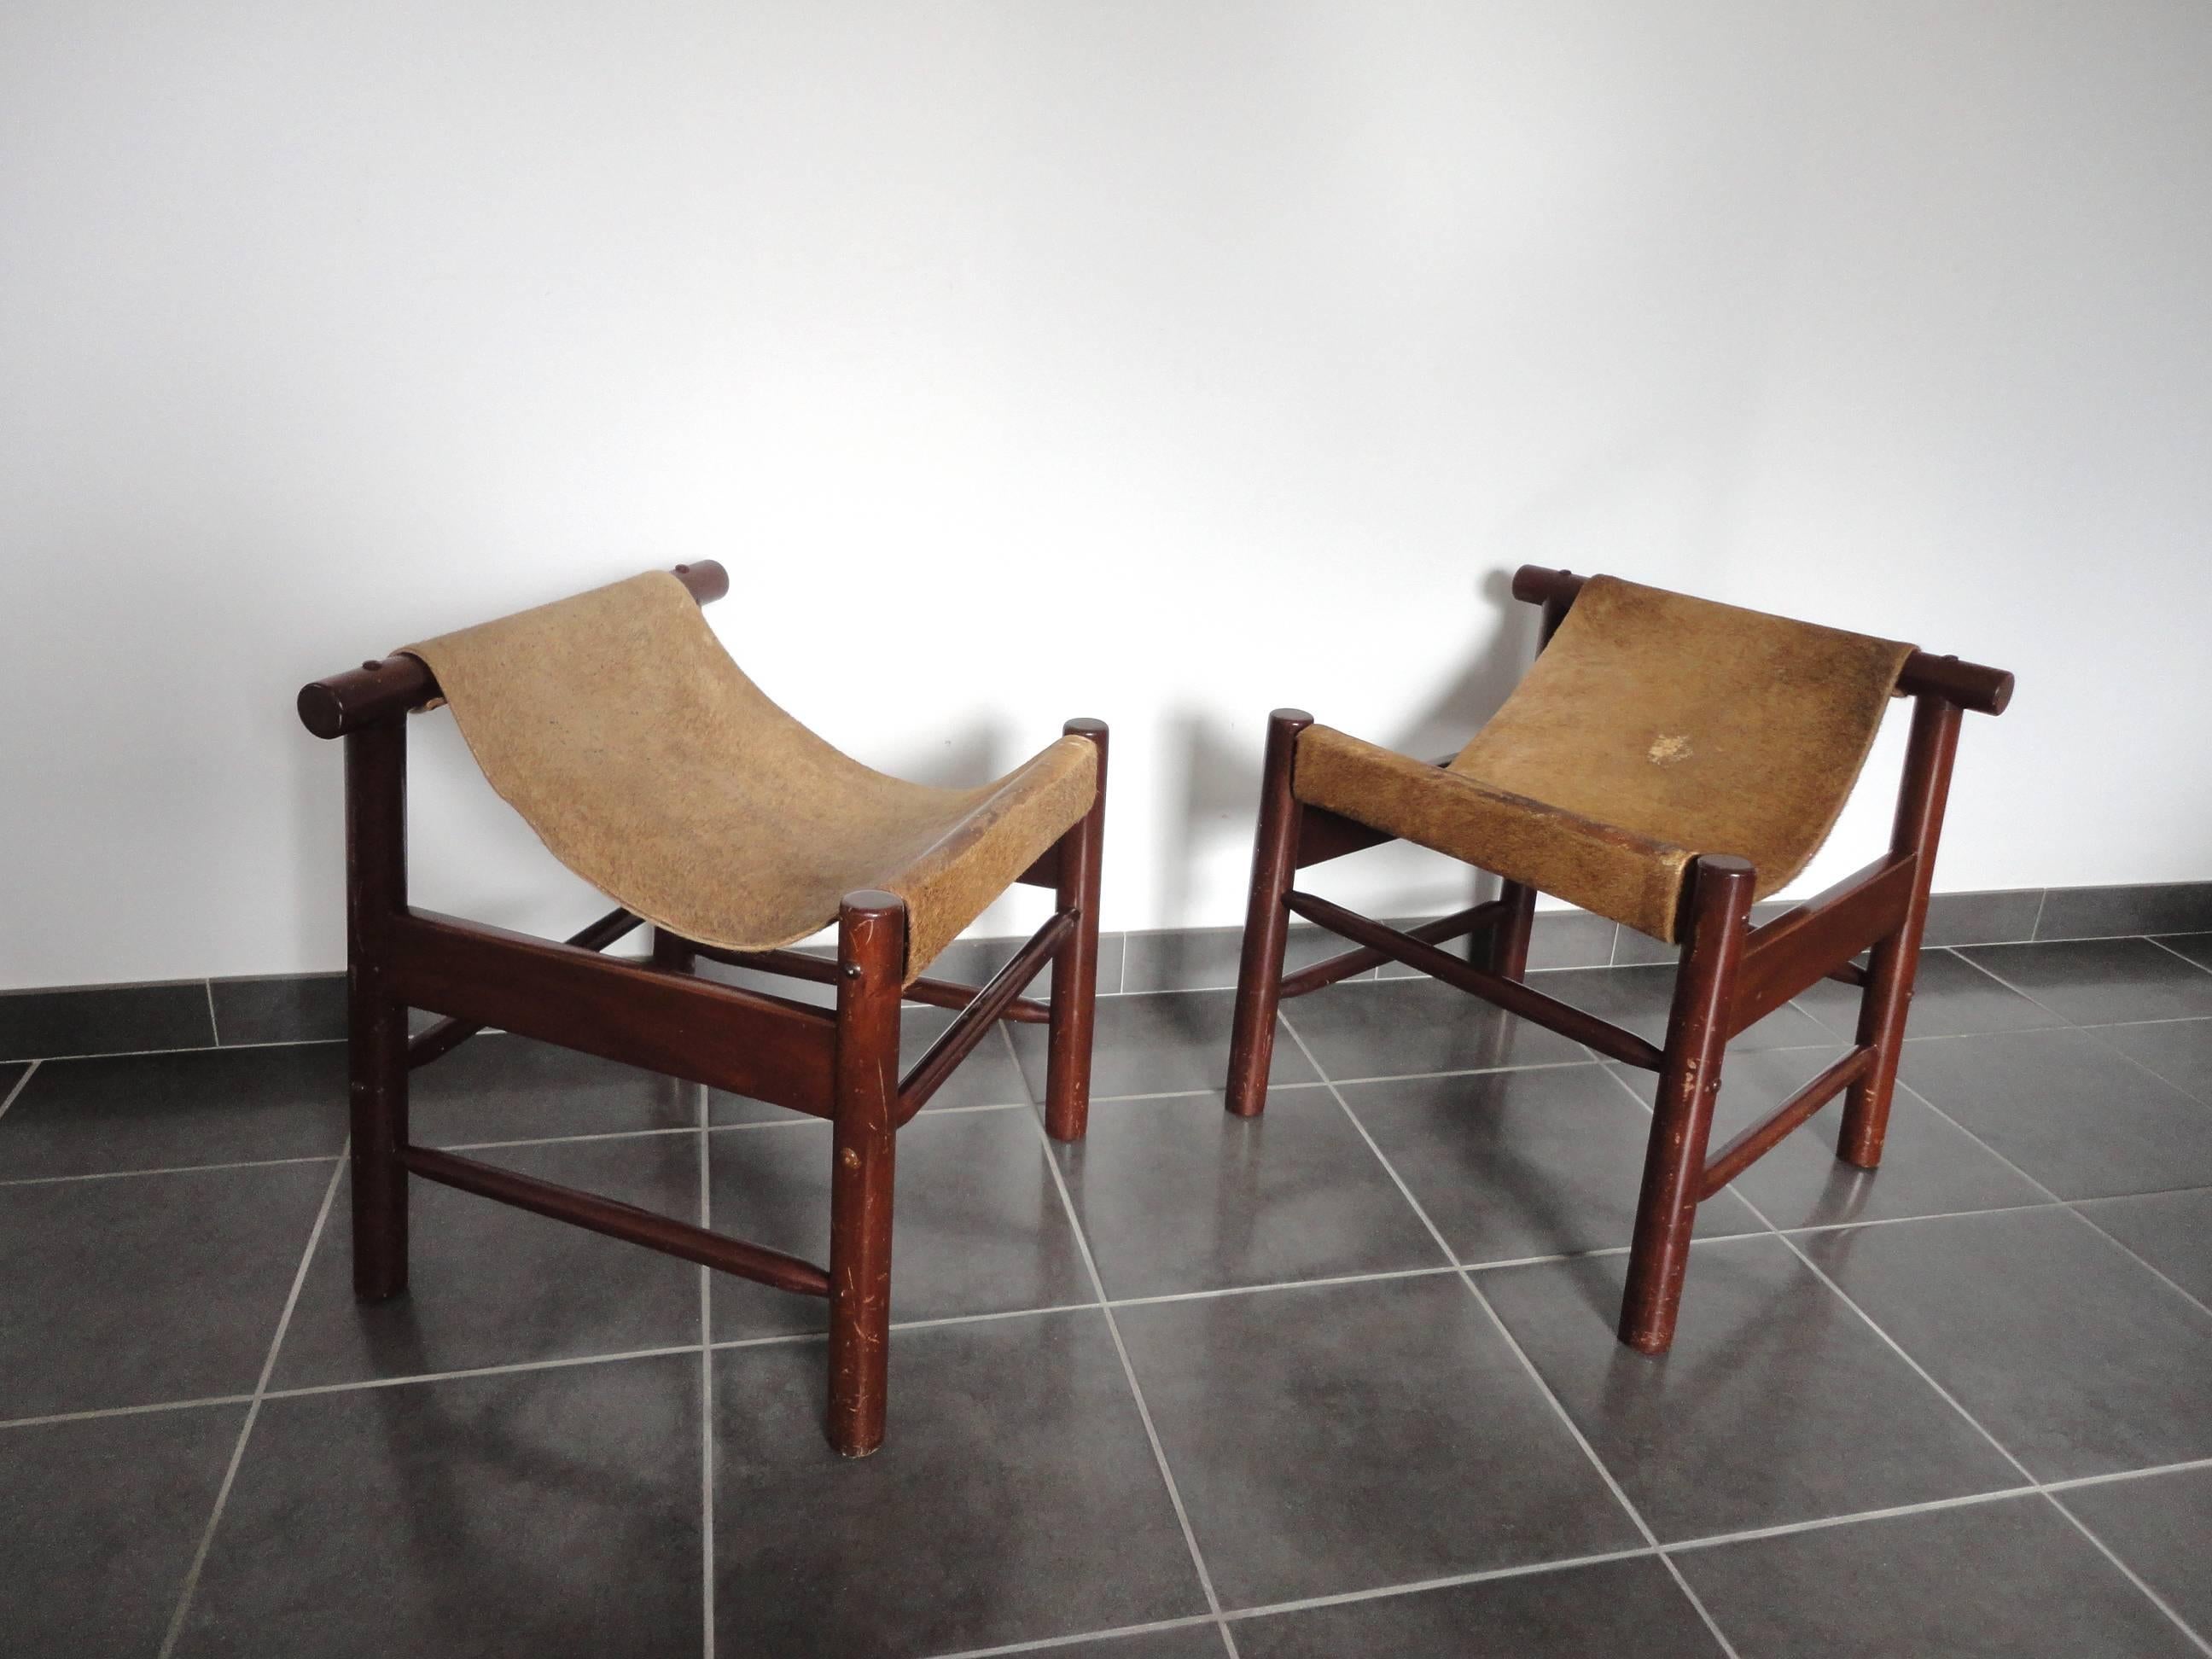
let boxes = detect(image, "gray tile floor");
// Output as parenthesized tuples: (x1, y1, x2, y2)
(5, 937, 2212, 1656)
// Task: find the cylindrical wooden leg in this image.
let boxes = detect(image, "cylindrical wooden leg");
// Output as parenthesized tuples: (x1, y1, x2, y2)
(1840, 696, 1962, 1168)
(345, 719, 409, 1301)
(1486, 879, 1538, 981)
(1045, 719, 1108, 1143)
(1620, 854, 1755, 1354)
(827, 890, 904, 1458)
(1225, 708, 1313, 1118)
(650, 927, 696, 975)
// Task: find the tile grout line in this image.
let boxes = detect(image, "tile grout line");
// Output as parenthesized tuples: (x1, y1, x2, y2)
(1593, 1065, 2046, 1486)
(1211, 1544, 1662, 1627)
(0, 1152, 342, 1188)
(202, 980, 221, 1047)
(1275, 1013, 1746, 1659)
(2041, 1452, 2212, 1495)
(1661, 1483, 2043, 1554)
(2070, 1011, 2212, 1032)
(0, 1036, 337, 1065)
(925, 1542, 1665, 1657)
(1005, 1021, 1241, 1659)
(2045, 1488, 2212, 1657)
(1107, 1263, 1468, 1309)
(1794, 957, 2212, 1313)
(1708, 941, 2212, 1326)
(265, 1343, 710, 1400)
(922, 1613, 1226, 1659)
(623, 1442, 2212, 1658)
(1883, 1050, 2212, 1324)
(2142, 934, 2212, 975)
(155, 1146, 350, 1658)
(697, 1080, 716, 1659)
(0, 1394, 258, 1432)
(2058, 1201, 2212, 1325)
(2029, 888, 2050, 942)
(1956, 947, 2212, 1135)
(1603, 1056, 2212, 1657)
(0, 1057, 41, 1121)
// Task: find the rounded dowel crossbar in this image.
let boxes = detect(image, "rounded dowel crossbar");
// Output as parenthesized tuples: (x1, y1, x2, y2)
(296, 560, 731, 738)
(1508, 565, 2012, 716)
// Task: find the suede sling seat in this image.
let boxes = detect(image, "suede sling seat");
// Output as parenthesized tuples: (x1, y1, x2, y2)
(1224, 568, 2011, 1354)
(298, 562, 1109, 1457)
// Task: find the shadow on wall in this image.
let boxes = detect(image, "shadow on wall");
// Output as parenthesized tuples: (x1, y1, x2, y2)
(1151, 568, 1542, 958)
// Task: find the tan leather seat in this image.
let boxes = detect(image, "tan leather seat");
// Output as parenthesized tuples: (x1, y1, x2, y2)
(1291, 576, 1915, 942)
(400, 571, 1097, 981)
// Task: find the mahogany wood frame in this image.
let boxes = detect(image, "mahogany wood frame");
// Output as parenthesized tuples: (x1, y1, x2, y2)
(1225, 565, 2011, 1353)
(303, 561, 1108, 1456)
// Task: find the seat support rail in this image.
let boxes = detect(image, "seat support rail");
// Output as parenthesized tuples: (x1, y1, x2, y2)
(1731, 853, 1918, 1038)
(408, 905, 646, 1070)
(390, 907, 837, 1116)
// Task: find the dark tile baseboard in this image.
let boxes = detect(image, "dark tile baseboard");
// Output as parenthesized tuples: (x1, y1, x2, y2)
(3, 883, 2206, 1062)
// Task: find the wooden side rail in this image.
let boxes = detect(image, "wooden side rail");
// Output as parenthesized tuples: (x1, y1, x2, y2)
(1699, 1046, 1877, 1198)
(297, 560, 731, 739)
(1729, 853, 1918, 1037)
(401, 1144, 830, 1295)
(390, 907, 836, 1115)
(409, 905, 647, 1069)
(1510, 566, 2014, 715)
(897, 911, 1074, 1123)
(687, 940, 1052, 1026)
(1278, 898, 1509, 998)
(1284, 888, 1665, 1070)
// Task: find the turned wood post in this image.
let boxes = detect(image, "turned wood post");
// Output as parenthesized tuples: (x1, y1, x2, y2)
(1838, 694, 1963, 1167)
(1045, 719, 1109, 1143)
(826, 889, 903, 1457)
(650, 927, 696, 975)
(1620, 853, 1755, 1353)
(346, 715, 410, 1301)
(1225, 708, 1313, 1117)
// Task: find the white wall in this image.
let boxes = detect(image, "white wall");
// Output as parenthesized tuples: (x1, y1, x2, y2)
(4, 1, 2209, 989)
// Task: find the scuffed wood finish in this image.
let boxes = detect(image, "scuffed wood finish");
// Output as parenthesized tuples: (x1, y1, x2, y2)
(346, 719, 410, 1300)
(1225, 709, 1313, 1116)
(1621, 855, 1755, 1353)
(828, 892, 903, 1458)
(1044, 719, 1109, 1143)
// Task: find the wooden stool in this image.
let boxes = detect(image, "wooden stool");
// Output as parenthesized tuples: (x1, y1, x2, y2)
(1223, 568, 2011, 1353)
(298, 562, 1106, 1455)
